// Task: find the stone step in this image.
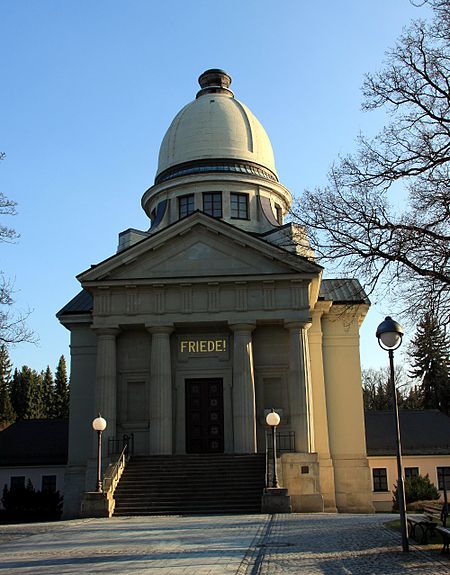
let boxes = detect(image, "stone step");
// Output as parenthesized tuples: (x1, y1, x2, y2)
(112, 454, 266, 516)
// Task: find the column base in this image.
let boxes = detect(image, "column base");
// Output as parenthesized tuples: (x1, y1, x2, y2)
(261, 488, 292, 513)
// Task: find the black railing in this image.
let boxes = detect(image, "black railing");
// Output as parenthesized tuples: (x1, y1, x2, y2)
(108, 433, 134, 458)
(265, 431, 295, 455)
(265, 431, 295, 488)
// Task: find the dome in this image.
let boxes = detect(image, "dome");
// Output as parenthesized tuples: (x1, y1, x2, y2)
(155, 69, 278, 184)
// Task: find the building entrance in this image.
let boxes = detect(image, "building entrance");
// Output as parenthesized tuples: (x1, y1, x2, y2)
(185, 378, 224, 453)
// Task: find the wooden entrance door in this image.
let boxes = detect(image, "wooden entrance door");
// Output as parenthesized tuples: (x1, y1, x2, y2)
(185, 378, 224, 454)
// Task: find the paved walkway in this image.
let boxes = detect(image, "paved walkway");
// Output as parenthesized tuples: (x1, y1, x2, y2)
(0, 514, 448, 574)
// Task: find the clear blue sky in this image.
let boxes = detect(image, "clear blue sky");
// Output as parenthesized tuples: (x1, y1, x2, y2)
(1, 0, 432, 374)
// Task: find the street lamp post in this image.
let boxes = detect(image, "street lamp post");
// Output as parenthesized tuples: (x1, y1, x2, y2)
(92, 414, 107, 493)
(376, 316, 409, 552)
(266, 409, 281, 488)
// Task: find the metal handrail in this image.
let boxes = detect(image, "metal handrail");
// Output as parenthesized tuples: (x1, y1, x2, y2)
(102, 444, 129, 495)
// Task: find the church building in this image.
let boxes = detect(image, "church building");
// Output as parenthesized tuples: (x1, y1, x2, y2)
(58, 69, 374, 517)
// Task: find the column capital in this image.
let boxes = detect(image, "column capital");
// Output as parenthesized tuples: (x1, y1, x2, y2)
(146, 324, 174, 335)
(92, 327, 120, 337)
(284, 320, 312, 332)
(228, 322, 256, 333)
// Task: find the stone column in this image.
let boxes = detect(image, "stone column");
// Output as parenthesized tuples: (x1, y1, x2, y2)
(285, 321, 313, 453)
(148, 326, 174, 454)
(94, 328, 119, 442)
(230, 323, 257, 453)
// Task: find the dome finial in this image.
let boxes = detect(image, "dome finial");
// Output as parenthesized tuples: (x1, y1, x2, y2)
(196, 69, 234, 98)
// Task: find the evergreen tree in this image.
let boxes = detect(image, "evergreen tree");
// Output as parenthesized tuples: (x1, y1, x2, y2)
(41, 366, 54, 418)
(10, 367, 29, 419)
(53, 355, 69, 418)
(0, 345, 15, 426)
(32, 370, 44, 418)
(10, 366, 43, 419)
(408, 313, 450, 414)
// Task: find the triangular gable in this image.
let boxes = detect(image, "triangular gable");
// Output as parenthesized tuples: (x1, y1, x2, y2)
(78, 212, 321, 283)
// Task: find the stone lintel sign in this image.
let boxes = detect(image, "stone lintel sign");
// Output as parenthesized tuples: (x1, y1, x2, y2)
(178, 336, 229, 357)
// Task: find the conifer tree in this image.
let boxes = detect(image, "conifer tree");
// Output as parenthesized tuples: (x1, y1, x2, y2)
(40, 366, 54, 418)
(32, 370, 44, 418)
(408, 313, 450, 414)
(10, 366, 35, 419)
(0, 345, 15, 426)
(53, 355, 69, 418)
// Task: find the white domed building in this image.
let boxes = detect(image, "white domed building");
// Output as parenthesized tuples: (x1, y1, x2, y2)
(58, 70, 374, 517)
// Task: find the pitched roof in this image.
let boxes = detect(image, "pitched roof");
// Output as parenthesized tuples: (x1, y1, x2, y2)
(320, 278, 370, 305)
(78, 211, 323, 283)
(0, 419, 68, 466)
(57, 289, 93, 318)
(365, 410, 450, 456)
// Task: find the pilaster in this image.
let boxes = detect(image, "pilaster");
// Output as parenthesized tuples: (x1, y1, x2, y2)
(94, 328, 119, 444)
(284, 321, 313, 453)
(229, 323, 257, 453)
(147, 325, 174, 454)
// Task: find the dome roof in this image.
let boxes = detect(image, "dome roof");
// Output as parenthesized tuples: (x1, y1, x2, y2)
(156, 69, 278, 183)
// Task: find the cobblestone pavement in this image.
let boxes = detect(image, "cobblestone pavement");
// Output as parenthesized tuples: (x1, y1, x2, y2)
(252, 514, 449, 575)
(0, 514, 448, 574)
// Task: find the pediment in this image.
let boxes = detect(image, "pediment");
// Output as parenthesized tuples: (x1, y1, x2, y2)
(79, 214, 321, 284)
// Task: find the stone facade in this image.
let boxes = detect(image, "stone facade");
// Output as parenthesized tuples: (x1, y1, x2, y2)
(58, 69, 374, 517)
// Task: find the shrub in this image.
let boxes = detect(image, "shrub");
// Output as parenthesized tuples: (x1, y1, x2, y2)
(1, 480, 63, 522)
(392, 473, 440, 510)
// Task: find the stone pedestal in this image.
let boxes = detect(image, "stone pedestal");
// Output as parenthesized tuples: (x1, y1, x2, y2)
(80, 491, 115, 518)
(261, 488, 292, 513)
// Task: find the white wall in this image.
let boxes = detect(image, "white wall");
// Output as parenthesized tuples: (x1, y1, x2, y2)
(0, 466, 66, 509)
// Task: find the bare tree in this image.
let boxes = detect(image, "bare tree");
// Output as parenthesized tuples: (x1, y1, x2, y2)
(292, 1, 449, 324)
(0, 154, 35, 346)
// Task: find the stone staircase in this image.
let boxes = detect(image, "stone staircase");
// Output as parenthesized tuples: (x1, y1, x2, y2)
(113, 453, 266, 516)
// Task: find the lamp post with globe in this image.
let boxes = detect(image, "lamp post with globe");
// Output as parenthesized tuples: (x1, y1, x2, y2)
(92, 414, 107, 493)
(266, 409, 281, 488)
(376, 316, 409, 552)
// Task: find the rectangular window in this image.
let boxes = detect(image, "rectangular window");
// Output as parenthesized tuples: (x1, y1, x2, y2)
(437, 467, 450, 490)
(203, 192, 222, 218)
(178, 194, 195, 219)
(10, 476, 25, 491)
(275, 205, 283, 225)
(372, 468, 388, 492)
(41, 475, 57, 493)
(405, 467, 419, 481)
(230, 193, 249, 219)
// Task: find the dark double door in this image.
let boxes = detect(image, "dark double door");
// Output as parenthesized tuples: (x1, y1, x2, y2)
(185, 378, 224, 454)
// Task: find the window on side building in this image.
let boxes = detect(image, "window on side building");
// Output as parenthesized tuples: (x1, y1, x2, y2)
(203, 192, 222, 218)
(230, 192, 249, 219)
(405, 467, 419, 481)
(437, 467, 450, 490)
(10, 476, 25, 492)
(372, 468, 388, 492)
(178, 194, 195, 219)
(41, 475, 57, 493)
